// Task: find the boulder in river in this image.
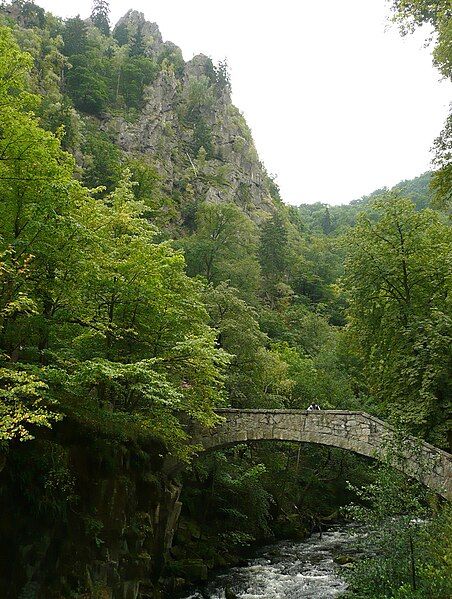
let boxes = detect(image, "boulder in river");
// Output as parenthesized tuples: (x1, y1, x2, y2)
(334, 553, 357, 565)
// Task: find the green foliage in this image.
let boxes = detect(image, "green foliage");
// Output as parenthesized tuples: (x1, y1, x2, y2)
(61, 15, 88, 57)
(3, 438, 76, 521)
(1, 0, 45, 29)
(278, 340, 354, 410)
(183, 202, 260, 296)
(181, 449, 274, 547)
(392, 172, 433, 210)
(175, 442, 371, 573)
(390, 1, 452, 213)
(157, 44, 185, 78)
(288, 234, 344, 314)
(203, 283, 293, 408)
(259, 212, 289, 304)
(431, 113, 452, 210)
(344, 458, 452, 599)
(62, 14, 158, 114)
(90, 0, 110, 36)
(116, 54, 158, 109)
(295, 173, 433, 237)
(343, 195, 452, 446)
(53, 358, 191, 454)
(1, 6, 450, 595)
(390, 1, 451, 48)
(113, 20, 128, 46)
(129, 22, 145, 57)
(322, 207, 332, 235)
(0, 30, 226, 457)
(126, 157, 177, 225)
(0, 367, 59, 443)
(65, 52, 109, 114)
(213, 59, 231, 93)
(181, 75, 217, 157)
(81, 127, 122, 190)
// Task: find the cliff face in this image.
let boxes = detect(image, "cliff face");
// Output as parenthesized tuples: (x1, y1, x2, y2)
(0, 430, 183, 599)
(106, 11, 278, 221)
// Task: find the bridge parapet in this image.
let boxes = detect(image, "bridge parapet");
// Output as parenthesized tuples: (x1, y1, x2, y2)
(193, 409, 452, 500)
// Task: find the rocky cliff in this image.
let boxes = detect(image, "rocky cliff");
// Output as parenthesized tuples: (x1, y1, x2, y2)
(106, 11, 278, 222)
(0, 421, 187, 598)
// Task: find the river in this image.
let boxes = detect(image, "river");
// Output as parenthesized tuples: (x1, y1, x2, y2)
(180, 524, 366, 599)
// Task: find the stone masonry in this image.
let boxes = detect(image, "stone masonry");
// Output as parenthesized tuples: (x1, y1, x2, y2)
(194, 409, 452, 500)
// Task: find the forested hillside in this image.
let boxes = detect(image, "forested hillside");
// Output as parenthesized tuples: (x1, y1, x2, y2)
(297, 171, 433, 235)
(0, 1, 450, 598)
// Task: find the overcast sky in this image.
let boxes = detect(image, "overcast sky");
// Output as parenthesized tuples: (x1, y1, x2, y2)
(36, 0, 451, 205)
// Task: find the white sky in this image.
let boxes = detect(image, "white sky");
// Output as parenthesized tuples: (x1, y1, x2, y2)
(36, 0, 451, 205)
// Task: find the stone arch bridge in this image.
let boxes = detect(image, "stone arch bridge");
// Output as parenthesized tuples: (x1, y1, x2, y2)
(193, 409, 452, 500)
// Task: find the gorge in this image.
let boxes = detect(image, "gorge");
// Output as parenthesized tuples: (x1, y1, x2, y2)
(0, 1, 451, 598)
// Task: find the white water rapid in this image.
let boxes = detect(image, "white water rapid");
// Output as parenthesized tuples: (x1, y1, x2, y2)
(181, 524, 366, 599)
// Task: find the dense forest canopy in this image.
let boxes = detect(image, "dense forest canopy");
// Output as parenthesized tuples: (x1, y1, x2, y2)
(0, 1, 450, 598)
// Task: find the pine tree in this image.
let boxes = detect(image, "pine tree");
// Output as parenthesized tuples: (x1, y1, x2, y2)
(322, 207, 332, 235)
(62, 15, 88, 56)
(259, 212, 289, 306)
(259, 212, 288, 282)
(90, 0, 110, 36)
(129, 23, 145, 57)
(113, 20, 129, 46)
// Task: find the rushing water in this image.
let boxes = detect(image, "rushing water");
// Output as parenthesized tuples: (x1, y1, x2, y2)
(181, 524, 366, 599)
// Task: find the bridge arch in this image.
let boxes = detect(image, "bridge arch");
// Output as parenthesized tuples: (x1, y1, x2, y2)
(194, 409, 452, 500)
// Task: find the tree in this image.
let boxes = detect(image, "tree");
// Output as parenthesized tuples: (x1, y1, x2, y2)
(203, 283, 291, 407)
(1, 0, 45, 29)
(116, 55, 158, 109)
(322, 207, 332, 235)
(431, 113, 452, 210)
(81, 129, 122, 190)
(129, 23, 145, 57)
(55, 172, 228, 448)
(344, 455, 451, 598)
(126, 157, 176, 226)
(390, 1, 452, 210)
(214, 59, 231, 93)
(183, 202, 260, 297)
(390, 1, 451, 44)
(90, 0, 110, 36)
(62, 15, 88, 57)
(113, 20, 129, 46)
(0, 27, 227, 454)
(65, 54, 109, 114)
(343, 195, 452, 447)
(0, 25, 90, 440)
(259, 212, 288, 305)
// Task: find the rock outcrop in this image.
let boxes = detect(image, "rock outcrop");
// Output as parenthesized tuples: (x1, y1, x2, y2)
(0, 432, 183, 599)
(108, 11, 277, 222)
